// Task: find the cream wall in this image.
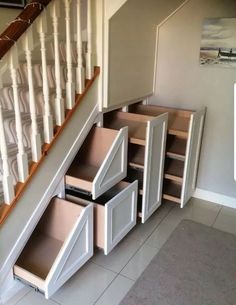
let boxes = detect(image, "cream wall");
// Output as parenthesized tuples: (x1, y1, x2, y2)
(150, 0, 236, 198)
(0, 8, 21, 33)
(105, 0, 185, 108)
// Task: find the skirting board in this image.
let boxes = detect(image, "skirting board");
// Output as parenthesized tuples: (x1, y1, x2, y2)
(193, 188, 236, 209)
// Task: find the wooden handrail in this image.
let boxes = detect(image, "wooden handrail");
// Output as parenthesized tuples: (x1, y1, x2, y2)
(0, 0, 52, 60)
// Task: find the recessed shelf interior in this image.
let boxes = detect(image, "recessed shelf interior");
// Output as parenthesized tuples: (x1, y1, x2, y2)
(163, 180, 182, 203)
(65, 126, 119, 189)
(166, 135, 187, 160)
(129, 104, 192, 137)
(128, 144, 145, 169)
(104, 111, 147, 145)
(164, 158, 184, 182)
(124, 168, 144, 191)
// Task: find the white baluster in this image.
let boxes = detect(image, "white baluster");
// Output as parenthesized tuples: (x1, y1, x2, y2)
(8, 45, 29, 182)
(37, 12, 54, 143)
(0, 106, 15, 204)
(22, 28, 42, 162)
(50, 1, 65, 125)
(64, 0, 75, 109)
(76, 0, 85, 94)
(86, 0, 94, 79)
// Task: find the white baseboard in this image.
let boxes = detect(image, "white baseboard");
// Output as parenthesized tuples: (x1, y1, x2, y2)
(193, 188, 236, 209)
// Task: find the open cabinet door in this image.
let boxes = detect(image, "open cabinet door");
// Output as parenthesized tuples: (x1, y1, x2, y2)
(92, 127, 128, 199)
(141, 113, 168, 223)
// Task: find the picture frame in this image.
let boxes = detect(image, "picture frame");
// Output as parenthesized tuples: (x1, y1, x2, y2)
(200, 18, 236, 68)
(0, 0, 26, 8)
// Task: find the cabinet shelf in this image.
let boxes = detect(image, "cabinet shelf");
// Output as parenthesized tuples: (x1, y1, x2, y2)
(163, 180, 182, 204)
(166, 135, 186, 160)
(128, 144, 145, 169)
(164, 158, 184, 183)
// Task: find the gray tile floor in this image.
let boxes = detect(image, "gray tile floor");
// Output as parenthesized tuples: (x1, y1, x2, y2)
(5, 198, 236, 305)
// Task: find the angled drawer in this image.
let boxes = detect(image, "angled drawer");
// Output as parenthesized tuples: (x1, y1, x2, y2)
(13, 197, 93, 299)
(67, 180, 138, 255)
(65, 126, 128, 199)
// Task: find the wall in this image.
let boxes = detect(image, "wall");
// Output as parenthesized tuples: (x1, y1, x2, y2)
(150, 0, 236, 199)
(0, 8, 21, 34)
(104, 0, 185, 108)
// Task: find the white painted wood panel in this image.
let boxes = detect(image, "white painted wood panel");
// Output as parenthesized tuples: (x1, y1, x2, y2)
(105, 180, 138, 254)
(142, 113, 168, 223)
(93, 126, 128, 199)
(181, 108, 206, 207)
(13, 198, 93, 299)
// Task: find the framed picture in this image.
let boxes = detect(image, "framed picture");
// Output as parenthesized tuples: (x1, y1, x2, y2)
(200, 18, 236, 68)
(0, 0, 26, 8)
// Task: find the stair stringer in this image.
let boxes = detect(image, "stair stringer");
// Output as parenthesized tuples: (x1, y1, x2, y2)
(0, 77, 99, 287)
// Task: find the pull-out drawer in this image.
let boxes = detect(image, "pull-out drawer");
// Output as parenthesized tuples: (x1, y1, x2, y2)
(13, 198, 93, 299)
(66, 180, 138, 255)
(105, 110, 168, 223)
(65, 126, 128, 199)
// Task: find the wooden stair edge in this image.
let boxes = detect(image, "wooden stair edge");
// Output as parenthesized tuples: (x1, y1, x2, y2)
(0, 67, 100, 226)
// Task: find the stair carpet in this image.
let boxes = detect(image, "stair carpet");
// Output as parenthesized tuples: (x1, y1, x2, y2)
(0, 41, 81, 206)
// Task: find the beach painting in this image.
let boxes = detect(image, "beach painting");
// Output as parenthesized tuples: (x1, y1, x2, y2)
(200, 18, 236, 68)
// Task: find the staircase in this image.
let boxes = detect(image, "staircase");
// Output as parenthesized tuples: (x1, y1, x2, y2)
(0, 0, 101, 293)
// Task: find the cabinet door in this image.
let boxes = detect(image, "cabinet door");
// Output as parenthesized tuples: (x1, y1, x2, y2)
(105, 180, 138, 254)
(93, 127, 128, 199)
(181, 108, 206, 207)
(141, 113, 168, 223)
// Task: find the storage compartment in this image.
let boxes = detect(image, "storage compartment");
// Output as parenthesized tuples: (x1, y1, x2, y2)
(166, 135, 187, 160)
(65, 126, 128, 199)
(104, 110, 168, 223)
(164, 158, 184, 183)
(66, 181, 138, 255)
(129, 103, 206, 208)
(14, 197, 93, 299)
(128, 144, 145, 169)
(129, 103, 192, 138)
(104, 111, 150, 145)
(163, 179, 182, 204)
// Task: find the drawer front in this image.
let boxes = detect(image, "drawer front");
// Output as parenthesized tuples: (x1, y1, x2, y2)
(104, 180, 138, 255)
(142, 113, 168, 223)
(93, 126, 128, 199)
(14, 200, 93, 299)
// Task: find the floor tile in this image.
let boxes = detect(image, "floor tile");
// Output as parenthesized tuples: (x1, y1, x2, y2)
(52, 261, 116, 305)
(162, 199, 221, 228)
(121, 244, 159, 281)
(94, 275, 134, 305)
(145, 220, 177, 249)
(15, 291, 59, 305)
(91, 235, 143, 273)
(3, 287, 31, 305)
(127, 201, 174, 242)
(185, 198, 221, 226)
(213, 206, 236, 235)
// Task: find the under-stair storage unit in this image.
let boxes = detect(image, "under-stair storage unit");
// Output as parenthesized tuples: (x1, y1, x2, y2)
(129, 103, 206, 207)
(66, 180, 138, 255)
(13, 197, 93, 299)
(65, 126, 128, 199)
(104, 111, 168, 223)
